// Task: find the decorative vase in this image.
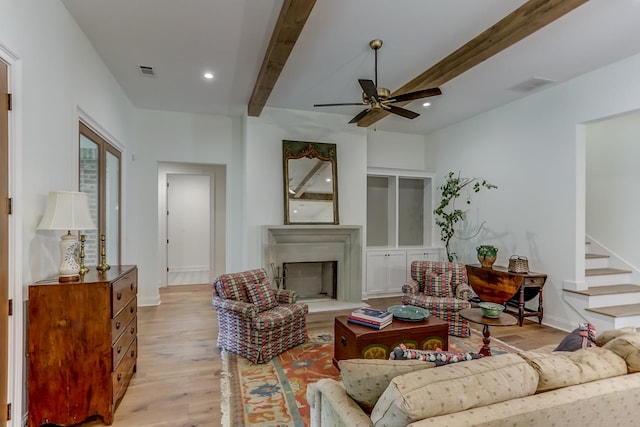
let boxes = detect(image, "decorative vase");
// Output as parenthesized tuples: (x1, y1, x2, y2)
(477, 245, 498, 268)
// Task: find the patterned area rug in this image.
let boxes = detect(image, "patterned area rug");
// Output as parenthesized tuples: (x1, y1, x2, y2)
(220, 329, 520, 426)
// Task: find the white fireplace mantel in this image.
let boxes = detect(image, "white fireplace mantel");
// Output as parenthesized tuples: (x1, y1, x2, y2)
(263, 225, 362, 303)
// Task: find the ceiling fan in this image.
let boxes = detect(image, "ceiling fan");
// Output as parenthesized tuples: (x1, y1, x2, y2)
(313, 39, 442, 124)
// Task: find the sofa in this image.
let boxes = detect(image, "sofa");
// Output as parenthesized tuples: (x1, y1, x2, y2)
(307, 329, 640, 426)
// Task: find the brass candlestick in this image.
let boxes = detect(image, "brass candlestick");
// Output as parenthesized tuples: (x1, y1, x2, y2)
(79, 234, 90, 275)
(96, 234, 111, 273)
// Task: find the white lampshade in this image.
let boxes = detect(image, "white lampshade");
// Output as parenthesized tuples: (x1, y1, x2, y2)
(38, 191, 96, 280)
(37, 191, 96, 231)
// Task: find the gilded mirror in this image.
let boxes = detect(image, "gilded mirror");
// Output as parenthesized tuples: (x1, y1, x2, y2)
(283, 140, 339, 224)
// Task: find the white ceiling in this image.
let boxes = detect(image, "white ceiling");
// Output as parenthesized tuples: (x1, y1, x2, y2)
(60, 0, 640, 135)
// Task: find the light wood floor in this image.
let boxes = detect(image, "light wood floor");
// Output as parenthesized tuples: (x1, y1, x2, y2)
(78, 284, 566, 427)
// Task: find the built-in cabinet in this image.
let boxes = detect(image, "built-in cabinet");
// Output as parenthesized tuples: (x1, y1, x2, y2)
(366, 250, 407, 295)
(366, 168, 443, 296)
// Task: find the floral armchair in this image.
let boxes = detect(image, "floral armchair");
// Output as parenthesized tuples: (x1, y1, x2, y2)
(401, 261, 472, 337)
(212, 268, 308, 363)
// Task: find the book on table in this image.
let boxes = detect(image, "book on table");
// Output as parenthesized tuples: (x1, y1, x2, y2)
(347, 316, 392, 330)
(350, 307, 393, 323)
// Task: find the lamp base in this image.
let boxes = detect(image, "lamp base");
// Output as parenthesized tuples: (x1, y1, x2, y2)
(58, 231, 81, 278)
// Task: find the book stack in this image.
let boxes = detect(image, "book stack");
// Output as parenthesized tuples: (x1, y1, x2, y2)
(347, 307, 393, 329)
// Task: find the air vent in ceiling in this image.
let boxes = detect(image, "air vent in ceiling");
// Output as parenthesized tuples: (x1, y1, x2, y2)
(139, 65, 156, 77)
(509, 77, 555, 93)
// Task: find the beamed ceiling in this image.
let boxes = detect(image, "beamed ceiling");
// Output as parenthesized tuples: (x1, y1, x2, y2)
(61, 0, 640, 135)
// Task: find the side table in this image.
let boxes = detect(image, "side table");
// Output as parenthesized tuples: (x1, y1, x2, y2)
(466, 264, 547, 326)
(459, 308, 517, 356)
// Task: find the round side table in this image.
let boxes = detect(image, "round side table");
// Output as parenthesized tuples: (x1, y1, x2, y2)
(460, 308, 517, 356)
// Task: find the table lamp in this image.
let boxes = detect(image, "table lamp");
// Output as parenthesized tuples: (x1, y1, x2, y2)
(37, 191, 96, 281)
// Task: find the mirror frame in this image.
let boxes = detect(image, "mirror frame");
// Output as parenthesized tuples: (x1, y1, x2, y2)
(283, 140, 339, 225)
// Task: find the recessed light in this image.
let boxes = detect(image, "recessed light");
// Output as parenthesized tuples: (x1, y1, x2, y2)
(325, 178, 331, 182)
(204, 72, 214, 80)
(423, 102, 431, 107)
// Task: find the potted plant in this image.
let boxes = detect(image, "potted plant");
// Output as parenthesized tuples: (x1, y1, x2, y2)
(434, 171, 497, 262)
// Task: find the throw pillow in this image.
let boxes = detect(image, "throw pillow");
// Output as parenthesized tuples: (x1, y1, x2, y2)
(554, 323, 596, 351)
(424, 271, 454, 298)
(595, 326, 637, 347)
(245, 281, 278, 312)
(338, 358, 435, 414)
(390, 344, 482, 366)
(603, 333, 640, 373)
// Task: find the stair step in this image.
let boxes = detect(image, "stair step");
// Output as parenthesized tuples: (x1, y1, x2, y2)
(585, 253, 608, 259)
(586, 268, 632, 276)
(564, 284, 640, 297)
(585, 303, 640, 318)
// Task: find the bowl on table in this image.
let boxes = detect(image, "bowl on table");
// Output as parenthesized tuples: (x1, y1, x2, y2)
(478, 302, 505, 318)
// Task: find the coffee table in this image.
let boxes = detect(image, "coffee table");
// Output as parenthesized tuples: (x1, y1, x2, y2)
(459, 308, 517, 356)
(333, 314, 449, 368)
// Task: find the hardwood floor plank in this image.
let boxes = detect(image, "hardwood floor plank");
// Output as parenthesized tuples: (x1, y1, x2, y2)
(75, 285, 563, 426)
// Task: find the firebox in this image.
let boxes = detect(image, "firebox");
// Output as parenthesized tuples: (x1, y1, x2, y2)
(282, 261, 337, 301)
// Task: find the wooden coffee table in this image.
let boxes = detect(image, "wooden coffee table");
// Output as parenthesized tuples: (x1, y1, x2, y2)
(460, 308, 517, 356)
(333, 315, 449, 368)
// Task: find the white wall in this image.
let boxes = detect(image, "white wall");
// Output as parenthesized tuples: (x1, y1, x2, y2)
(244, 107, 368, 268)
(130, 109, 243, 304)
(586, 111, 640, 270)
(427, 52, 640, 331)
(367, 129, 432, 170)
(1, 0, 138, 422)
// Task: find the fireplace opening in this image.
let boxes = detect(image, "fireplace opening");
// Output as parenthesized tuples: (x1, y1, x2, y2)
(282, 261, 337, 301)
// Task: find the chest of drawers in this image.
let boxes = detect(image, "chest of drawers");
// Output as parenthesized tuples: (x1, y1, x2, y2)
(28, 265, 138, 427)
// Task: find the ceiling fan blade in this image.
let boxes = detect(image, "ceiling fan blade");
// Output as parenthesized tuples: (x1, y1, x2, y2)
(314, 102, 366, 107)
(348, 108, 372, 124)
(358, 79, 379, 102)
(389, 87, 442, 103)
(385, 104, 420, 120)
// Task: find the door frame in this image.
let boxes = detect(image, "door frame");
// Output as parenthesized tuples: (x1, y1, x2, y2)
(1, 41, 24, 427)
(157, 162, 226, 291)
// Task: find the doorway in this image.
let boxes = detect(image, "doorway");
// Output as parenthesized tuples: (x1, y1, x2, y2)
(158, 162, 226, 288)
(167, 173, 211, 285)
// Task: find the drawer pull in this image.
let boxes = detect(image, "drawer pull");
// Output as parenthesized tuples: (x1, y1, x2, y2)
(117, 345, 122, 354)
(131, 350, 136, 357)
(130, 283, 134, 291)
(115, 321, 121, 330)
(130, 327, 135, 334)
(116, 291, 122, 300)
(117, 373, 122, 382)
(341, 336, 347, 346)
(130, 306, 135, 313)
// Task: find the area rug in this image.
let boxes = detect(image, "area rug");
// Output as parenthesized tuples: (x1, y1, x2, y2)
(220, 329, 520, 427)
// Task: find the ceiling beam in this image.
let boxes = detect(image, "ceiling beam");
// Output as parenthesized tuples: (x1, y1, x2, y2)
(357, 0, 589, 127)
(247, 0, 317, 117)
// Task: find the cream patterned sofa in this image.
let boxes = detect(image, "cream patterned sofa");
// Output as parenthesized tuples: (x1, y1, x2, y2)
(307, 331, 640, 427)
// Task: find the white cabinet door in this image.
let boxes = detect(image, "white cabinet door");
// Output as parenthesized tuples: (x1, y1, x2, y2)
(366, 250, 407, 296)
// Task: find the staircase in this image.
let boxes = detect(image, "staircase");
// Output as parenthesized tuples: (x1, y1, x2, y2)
(563, 240, 640, 331)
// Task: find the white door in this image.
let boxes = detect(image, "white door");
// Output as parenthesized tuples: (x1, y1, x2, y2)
(167, 174, 211, 285)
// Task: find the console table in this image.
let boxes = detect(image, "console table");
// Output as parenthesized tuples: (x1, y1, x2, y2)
(466, 264, 547, 326)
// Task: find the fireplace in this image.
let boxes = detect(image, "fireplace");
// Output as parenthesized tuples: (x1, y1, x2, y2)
(283, 261, 337, 300)
(263, 225, 362, 303)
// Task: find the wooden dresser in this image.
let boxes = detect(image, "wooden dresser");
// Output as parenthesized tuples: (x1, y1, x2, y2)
(28, 265, 138, 427)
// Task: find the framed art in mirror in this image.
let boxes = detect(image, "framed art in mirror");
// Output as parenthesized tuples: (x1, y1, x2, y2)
(283, 140, 339, 224)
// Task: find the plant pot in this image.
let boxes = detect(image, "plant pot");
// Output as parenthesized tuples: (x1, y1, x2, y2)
(477, 245, 498, 268)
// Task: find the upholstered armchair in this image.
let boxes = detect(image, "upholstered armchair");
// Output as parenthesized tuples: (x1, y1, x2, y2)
(212, 268, 309, 364)
(401, 261, 472, 337)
